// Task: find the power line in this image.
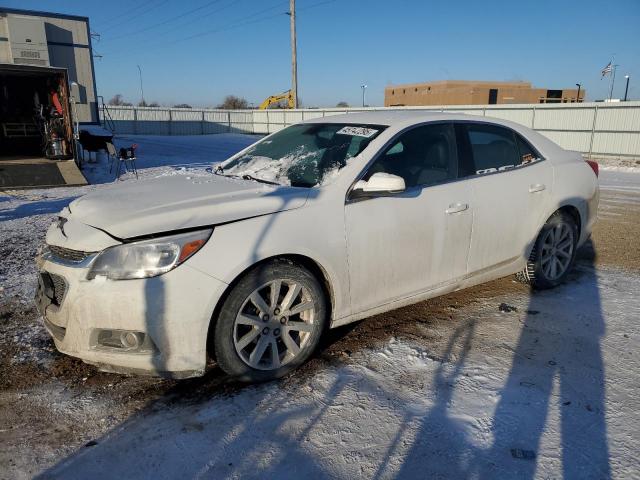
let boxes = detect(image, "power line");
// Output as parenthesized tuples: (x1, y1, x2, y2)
(101, 0, 230, 42)
(102, 0, 335, 57)
(101, 1, 286, 55)
(94, 0, 166, 28)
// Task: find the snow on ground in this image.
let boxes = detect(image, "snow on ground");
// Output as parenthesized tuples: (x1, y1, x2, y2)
(0, 134, 258, 301)
(592, 155, 640, 173)
(41, 265, 640, 479)
(1, 135, 639, 479)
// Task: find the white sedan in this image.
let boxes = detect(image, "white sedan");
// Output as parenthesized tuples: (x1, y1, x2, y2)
(35, 111, 599, 381)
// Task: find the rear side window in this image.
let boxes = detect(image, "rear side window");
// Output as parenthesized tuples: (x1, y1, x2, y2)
(515, 133, 540, 164)
(465, 124, 520, 174)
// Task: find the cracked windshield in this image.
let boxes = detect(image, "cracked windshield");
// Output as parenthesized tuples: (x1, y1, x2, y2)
(219, 123, 384, 187)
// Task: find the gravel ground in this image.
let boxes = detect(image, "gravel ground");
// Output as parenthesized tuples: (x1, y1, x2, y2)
(0, 140, 638, 479)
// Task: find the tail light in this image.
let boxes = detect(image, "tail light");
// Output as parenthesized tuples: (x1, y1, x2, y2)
(585, 159, 599, 177)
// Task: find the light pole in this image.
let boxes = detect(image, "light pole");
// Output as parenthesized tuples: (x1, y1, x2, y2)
(137, 64, 145, 106)
(624, 75, 630, 101)
(575, 83, 581, 103)
(361, 84, 367, 107)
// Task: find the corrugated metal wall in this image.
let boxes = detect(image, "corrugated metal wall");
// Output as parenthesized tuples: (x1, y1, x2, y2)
(101, 101, 640, 157)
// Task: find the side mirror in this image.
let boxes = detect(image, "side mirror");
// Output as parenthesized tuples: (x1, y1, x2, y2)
(351, 172, 406, 198)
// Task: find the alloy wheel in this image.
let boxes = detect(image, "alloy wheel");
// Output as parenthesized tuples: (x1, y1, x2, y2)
(540, 223, 574, 281)
(233, 280, 316, 370)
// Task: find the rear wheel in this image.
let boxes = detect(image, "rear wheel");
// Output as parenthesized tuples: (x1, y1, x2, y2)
(214, 259, 327, 382)
(516, 211, 578, 289)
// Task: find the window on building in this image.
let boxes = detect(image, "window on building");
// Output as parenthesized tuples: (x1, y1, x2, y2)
(365, 123, 458, 188)
(488, 89, 498, 105)
(464, 123, 520, 174)
(545, 90, 563, 103)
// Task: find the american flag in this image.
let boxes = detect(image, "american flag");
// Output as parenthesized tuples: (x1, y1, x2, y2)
(601, 62, 613, 77)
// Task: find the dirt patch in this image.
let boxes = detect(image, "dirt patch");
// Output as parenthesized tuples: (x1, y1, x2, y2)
(589, 211, 640, 271)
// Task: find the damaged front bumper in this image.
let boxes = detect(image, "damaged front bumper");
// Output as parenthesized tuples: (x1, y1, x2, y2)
(35, 247, 227, 379)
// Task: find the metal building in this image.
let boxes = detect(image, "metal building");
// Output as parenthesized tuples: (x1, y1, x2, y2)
(0, 7, 97, 188)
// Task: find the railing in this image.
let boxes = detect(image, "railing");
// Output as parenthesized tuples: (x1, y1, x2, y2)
(99, 101, 640, 158)
(97, 96, 116, 134)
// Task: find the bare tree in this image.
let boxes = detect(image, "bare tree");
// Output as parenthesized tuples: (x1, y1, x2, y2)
(217, 95, 249, 109)
(336, 101, 349, 107)
(174, 103, 192, 108)
(108, 94, 132, 106)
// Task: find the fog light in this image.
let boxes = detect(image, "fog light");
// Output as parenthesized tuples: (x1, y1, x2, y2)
(92, 329, 154, 353)
(120, 331, 142, 349)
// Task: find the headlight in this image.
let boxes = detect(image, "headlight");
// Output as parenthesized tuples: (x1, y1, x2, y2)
(87, 229, 212, 280)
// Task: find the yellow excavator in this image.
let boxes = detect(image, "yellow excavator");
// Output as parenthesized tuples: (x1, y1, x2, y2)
(258, 90, 295, 109)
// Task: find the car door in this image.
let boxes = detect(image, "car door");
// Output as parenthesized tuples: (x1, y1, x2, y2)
(458, 122, 554, 274)
(344, 122, 473, 315)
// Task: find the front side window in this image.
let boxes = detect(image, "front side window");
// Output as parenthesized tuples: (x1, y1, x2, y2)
(364, 123, 458, 188)
(220, 123, 384, 187)
(465, 124, 520, 174)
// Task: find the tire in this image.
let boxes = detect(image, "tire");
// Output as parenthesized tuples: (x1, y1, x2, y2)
(214, 259, 327, 382)
(516, 211, 579, 289)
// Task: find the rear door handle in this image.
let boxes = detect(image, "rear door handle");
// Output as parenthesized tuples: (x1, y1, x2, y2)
(445, 203, 469, 214)
(529, 184, 546, 193)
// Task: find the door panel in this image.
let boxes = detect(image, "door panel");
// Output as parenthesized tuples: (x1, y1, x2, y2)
(466, 162, 553, 273)
(345, 182, 472, 315)
(458, 122, 554, 274)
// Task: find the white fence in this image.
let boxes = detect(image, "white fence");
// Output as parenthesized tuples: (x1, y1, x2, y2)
(101, 102, 640, 158)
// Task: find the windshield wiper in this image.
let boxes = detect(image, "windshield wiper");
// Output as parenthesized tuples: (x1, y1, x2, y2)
(213, 166, 279, 186)
(241, 174, 280, 186)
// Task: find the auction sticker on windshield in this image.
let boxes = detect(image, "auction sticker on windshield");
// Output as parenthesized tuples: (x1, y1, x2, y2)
(336, 126, 378, 138)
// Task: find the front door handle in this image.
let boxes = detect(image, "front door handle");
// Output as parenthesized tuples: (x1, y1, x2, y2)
(445, 203, 469, 214)
(529, 184, 546, 193)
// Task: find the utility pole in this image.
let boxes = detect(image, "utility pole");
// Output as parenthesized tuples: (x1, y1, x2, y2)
(289, 0, 298, 109)
(575, 83, 581, 103)
(609, 64, 618, 101)
(361, 84, 367, 107)
(624, 75, 630, 101)
(137, 64, 145, 106)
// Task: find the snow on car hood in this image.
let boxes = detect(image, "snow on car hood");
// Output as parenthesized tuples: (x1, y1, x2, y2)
(65, 174, 310, 239)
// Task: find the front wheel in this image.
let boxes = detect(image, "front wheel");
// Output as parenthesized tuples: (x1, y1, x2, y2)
(213, 259, 327, 382)
(516, 211, 578, 289)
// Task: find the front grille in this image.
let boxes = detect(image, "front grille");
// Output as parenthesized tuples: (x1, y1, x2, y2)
(48, 244, 94, 263)
(49, 273, 68, 305)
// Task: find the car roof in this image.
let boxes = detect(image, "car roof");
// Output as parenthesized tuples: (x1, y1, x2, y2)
(301, 109, 565, 157)
(303, 109, 515, 129)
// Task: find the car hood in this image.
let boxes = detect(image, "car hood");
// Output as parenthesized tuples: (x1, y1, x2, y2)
(65, 174, 310, 239)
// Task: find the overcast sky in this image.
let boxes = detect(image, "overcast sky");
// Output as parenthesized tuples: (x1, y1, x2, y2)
(6, 0, 640, 107)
